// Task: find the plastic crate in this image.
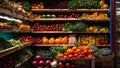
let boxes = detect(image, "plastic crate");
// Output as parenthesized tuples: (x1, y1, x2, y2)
(58, 58, 95, 68)
(95, 54, 114, 68)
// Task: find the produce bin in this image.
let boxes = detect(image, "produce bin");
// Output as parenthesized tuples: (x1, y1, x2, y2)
(95, 54, 114, 68)
(58, 58, 95, 68)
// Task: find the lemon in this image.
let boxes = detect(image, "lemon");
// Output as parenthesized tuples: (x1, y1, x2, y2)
(102, 4, 109, 9)
(100, 1, 105, 7)
(62, 28, 65, 31)
(63, 45, 68, 50)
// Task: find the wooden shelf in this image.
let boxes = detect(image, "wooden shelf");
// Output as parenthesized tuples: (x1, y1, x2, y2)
(94, 44, 110, 47)
(0, 42, 31, 58)
(32, 31, 110, 34)
(15, 55, 32, 68)
(31, 9, 109, 13)
(0, 30, 110, 34)
(32, 18, 110, 22)
(34, 44, 75, 46)
(0, 6, 29, 20)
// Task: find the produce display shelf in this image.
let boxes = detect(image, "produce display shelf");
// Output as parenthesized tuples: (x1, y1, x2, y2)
(34, 44, 75, 46)
(32, 31, 110, 34)
(0, 30, 110, 34)
(0, 6, 29, 20)
(33, 18, 110, 22)
(31, 9, 109, 12)
(15, 55, 32, 68)
(0, 42, 31, 58)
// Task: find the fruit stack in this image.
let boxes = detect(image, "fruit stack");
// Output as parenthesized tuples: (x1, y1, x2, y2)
(58, 13, 80, 18)
(78, 35, 109, 45)
(33, 23, 62, 31)
(19, 35, 69, 45)
(32, 2, 44, 9)
(32, 54, 56, 68)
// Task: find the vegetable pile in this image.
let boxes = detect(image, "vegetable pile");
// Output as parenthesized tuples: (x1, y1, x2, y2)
(62, 22, 86, 31)
(88, 45, 112, 58)
(68, 0, 100, 9)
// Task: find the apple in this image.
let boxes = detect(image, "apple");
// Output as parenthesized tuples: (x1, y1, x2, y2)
(32, 60, 38, 67)
(39, 60, 45, 67)
(35, 55, 42, 61)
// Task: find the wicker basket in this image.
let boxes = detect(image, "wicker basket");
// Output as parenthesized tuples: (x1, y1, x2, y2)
(95, 54, 114, 68)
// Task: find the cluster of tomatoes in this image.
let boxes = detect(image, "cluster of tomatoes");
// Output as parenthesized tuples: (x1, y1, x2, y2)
(57, 46, 94, 59)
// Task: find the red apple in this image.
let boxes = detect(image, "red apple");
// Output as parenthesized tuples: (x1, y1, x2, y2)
(35, 55, 42, 61)
(32, 60, 38, 67)
(39, 60, 45, 67)
(45, 60, 52, 67)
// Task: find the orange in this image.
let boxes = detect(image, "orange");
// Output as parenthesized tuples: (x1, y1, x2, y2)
(55, 38, 61, 44)
(102, 4, 109, 9)
(87, 54, 94, 58)
(88, 49, 94, 54)
(42, 36, 47, 39)
(64, 36, 69, 40)
(49, 37, 55, 44)
(58, 36, 62, 39)
(76, 49, 81, 53)
(72, 46, 77, 51)
(66, 48, 72, 54)
(61, 38, 68, 44)
(57, 53, 64, 58)
(40, 5, 44, 9)
(43, 38, 49, 44)
(64, 55, 67, 58)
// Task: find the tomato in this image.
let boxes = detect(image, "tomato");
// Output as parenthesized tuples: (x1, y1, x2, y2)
(58, 62, 64, 68)
(83, 46, 89, 51)
(74, 53, 78, 58)
(72, 46, 77, 51)
(68, 54, 73, 58)
(78, 54, 83, 58)
(83, 50, 88, 55)
(87, 54, 94, 58)
(64, 53, 69, 56)
(66, 63, 71, 68)
(76, 49, 81, 53)
(64, 55, 68, 58)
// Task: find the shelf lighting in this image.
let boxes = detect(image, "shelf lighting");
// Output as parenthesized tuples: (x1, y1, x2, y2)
(0, 15, 22, 22)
